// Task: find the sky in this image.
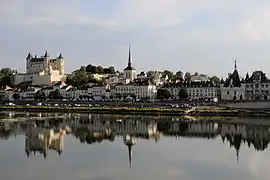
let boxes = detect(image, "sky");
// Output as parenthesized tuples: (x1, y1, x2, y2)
(1, 0, 270, 78)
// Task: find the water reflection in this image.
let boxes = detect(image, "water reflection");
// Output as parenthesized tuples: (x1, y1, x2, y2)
(25, 124, 66, 158)
(0, 113, 270, 165)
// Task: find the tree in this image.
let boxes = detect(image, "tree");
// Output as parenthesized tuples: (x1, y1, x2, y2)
(107, 66, 115, 74)
(0, 68, 17, 86)
(163, 70, 174, 80)
(209, 76, 221, 84)
(146, 71, 155, 77)
(12, 93, 20, 100)
(48, 90, 63, 100)
(96, 66, 104, 74)
(178, 88, 189, 99)
(184, 72, 191, 81)
(194, 72, 199, 76)
(175, 71, 183, 79)
(34, 90, 46, 100)
(157, 89, 171, 99)
(131, 94, 136, 99)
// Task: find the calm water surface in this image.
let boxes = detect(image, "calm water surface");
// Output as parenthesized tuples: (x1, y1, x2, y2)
(0, 112, 269, 180)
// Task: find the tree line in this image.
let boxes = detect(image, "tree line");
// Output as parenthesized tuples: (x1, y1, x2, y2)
(157, 88, 189, 100)
(146, 70, 220, 84)
(66, 64, 116, 87)
(0, 68, 17, 86)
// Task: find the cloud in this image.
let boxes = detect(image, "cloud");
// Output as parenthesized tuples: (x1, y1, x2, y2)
(0, 0, 115, 27)
(2, 0, 270, 76)
(241, 8, 270, 41)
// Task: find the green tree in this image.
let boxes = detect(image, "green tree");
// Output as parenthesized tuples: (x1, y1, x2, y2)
(178, 88, 189, 99)
(146, 71, 155, 77)
(96, 66, 104, 74)
(157, 88, 171, 99)
(107, 66, 115, 74)
(12, 93, 20, 100)
(0, 68, 17, 86)
(175, 71, 183, 79)
(209, 76, 220, 84)
(48, 90, 63, 100)
(163, 70, 174, 80)
(184, 72, 191, 81)
(34, 90, 46, 100)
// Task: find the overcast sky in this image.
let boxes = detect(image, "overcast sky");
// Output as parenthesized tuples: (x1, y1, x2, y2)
(1, 0, 270, 78)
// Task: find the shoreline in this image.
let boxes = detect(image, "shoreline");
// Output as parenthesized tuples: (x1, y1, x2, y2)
(0, 106, 267, 117)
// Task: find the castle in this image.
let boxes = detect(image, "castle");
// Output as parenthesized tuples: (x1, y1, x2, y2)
(14, 51, 66, 85)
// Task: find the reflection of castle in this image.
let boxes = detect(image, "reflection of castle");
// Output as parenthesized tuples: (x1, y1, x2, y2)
(25, 124, 66, 158)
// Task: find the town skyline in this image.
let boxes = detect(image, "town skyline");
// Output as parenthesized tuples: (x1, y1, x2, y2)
(1, 1, 270, 78)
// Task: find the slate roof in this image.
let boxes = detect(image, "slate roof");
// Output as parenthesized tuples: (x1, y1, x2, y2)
(223, 68, 241, 87)
(245, 71, 270, 83)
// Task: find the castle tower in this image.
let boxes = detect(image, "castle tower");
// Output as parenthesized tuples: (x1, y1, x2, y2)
(123, 45, 136, 82)
(26, 52, 32, 74)
(57, 53, 65, 75)
(43, 51, 50, 74)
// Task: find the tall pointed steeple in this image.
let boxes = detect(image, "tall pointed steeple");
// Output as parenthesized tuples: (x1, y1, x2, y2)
(44, 51, 49, 57)
(128, 44, 131, 67)
(234, 59, 237, 69)
(124, 44, 136, 71)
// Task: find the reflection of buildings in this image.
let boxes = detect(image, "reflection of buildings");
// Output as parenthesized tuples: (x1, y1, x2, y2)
(123, 134, 136, 168)
(220, 123, 270, 161)
(25, 124, 66, 158)
(72, 117, 158, 139)
(3, 113, 270, 164)
(159, 121, 219, 138)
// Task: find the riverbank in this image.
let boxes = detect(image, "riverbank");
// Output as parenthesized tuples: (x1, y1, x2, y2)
(0, 105, 267, 117)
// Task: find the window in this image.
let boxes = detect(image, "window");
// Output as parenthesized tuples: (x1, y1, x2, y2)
(255, 84, 259, 89)
(227, 91, 229, 95)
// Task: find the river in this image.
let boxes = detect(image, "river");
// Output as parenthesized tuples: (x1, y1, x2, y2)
(0, 112, 269, 180)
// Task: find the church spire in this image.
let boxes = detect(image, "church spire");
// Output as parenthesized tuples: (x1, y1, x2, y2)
(44, 51, 49, 57)
(234, 58, 237, 69)
(128, 44, 131, 67)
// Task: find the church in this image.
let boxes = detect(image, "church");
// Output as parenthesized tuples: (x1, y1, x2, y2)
(123, 45, 136, 82)
(220, 61, 245, 101)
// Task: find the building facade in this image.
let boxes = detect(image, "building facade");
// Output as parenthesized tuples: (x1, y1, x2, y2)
(245, 71, 270, 100)
(14, 51, 66, 86)
(220, 61, 245, 101)
(167, 81, 219, 100)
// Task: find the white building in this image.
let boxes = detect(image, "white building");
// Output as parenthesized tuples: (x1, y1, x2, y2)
(20, 87, 41, 100)
(167, 81, 219, 100)
(245, 71, 270, 100)
(220, 61, 245, 101)
(14, 51, 66, 86)
(112, 80, 157, 99)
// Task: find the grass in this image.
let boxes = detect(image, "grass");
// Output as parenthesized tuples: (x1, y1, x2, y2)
(0, 105, 239, 114)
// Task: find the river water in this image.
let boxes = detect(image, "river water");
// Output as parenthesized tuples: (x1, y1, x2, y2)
(0, 112, 269, 180)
